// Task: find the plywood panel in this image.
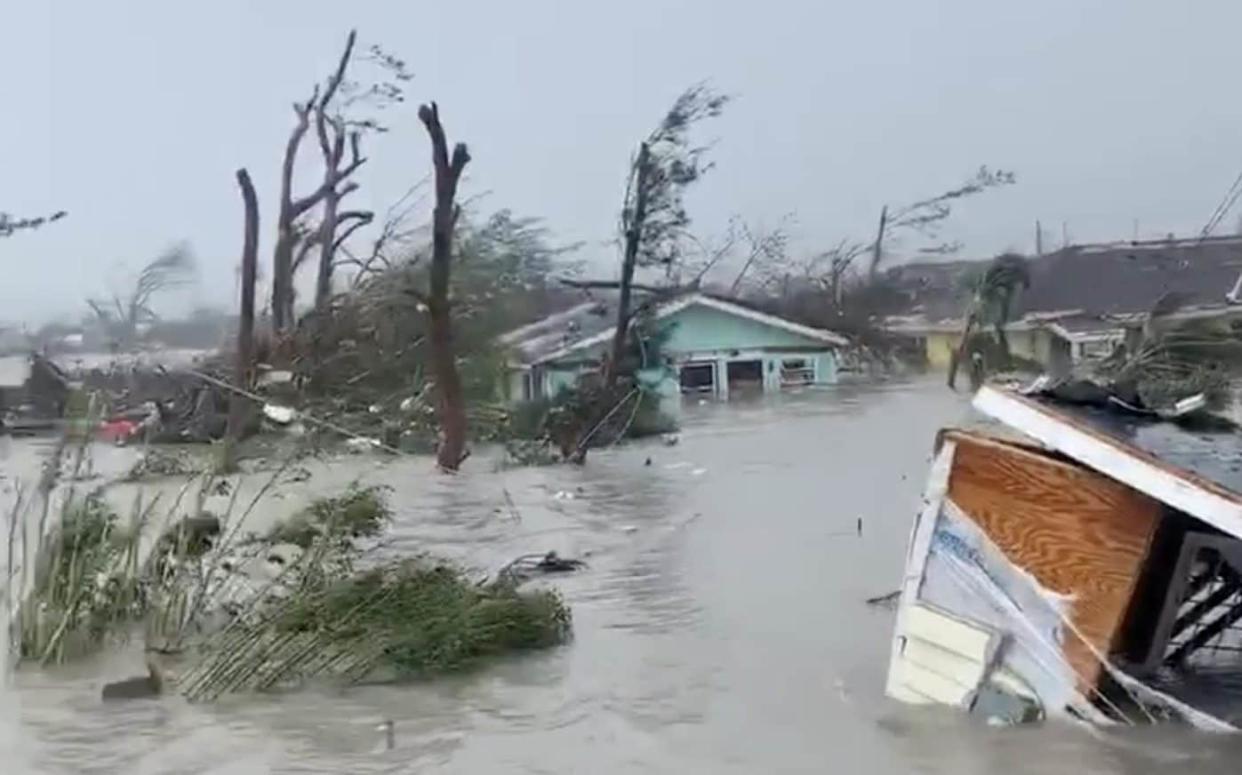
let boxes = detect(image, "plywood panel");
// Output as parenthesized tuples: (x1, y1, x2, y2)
(944, 431, 1161, 692)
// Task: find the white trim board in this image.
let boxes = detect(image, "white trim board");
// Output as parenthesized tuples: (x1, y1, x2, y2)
(531, 293, 849, 365)
(973, 386, 1242, 540)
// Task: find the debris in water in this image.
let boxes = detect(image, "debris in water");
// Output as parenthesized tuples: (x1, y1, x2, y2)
(885, 385, 1242, 731)
(498, 551, 588, 584)
(344, 436, 381, 452)
(101, 657, 164, 702)
(262, 404, 296, 425)
(378, 719, 395, 751)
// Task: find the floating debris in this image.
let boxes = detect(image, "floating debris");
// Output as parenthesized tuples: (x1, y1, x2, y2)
(885, 385, 1242, 731)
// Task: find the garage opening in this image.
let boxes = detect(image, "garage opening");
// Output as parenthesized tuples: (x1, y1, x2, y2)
(679, 362, 715, 394)
(727, 360, 764, 393)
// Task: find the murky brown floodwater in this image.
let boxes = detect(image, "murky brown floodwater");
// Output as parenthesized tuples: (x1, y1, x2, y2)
(5, 379, 1242, 773)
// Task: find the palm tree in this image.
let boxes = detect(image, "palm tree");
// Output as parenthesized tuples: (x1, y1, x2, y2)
(947, 253, 1030, 390)
(87, 244, 196, 350)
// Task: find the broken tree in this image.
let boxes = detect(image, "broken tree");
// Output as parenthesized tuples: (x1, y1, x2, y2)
(270, 29, 411, 332)
(551, 85, 728, 464)
(228, 168, 260, 443)
(418, 102, 471, 471)
(608, 84, 729, 379)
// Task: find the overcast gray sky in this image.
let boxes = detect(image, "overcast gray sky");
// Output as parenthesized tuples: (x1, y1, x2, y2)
(4, 0, 1242, 324)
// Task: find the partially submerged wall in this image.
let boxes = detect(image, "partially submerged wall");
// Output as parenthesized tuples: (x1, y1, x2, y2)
(944, 432, 1162, 691)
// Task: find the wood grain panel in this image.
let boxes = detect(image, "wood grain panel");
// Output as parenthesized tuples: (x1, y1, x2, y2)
(944, 430, 1161, 693)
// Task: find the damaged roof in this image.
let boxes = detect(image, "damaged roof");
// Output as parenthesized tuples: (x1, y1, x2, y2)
(884, 235, 1242, 325)
(496, 296, 617, 365)
(498, 291, 850, 366)
(974, 386, 1242, 540)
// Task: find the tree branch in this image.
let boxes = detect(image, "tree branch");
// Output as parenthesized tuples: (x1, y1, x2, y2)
(318, 29, 357, 113)
(333, 211, 374, 252)
(293, 231, 323, 273)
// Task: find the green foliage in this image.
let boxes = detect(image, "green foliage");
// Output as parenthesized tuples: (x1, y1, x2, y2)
(262, 485, 391, 550)
(272, 559, 571, 677)
(180, 486, 572, 700)
(18, 493, 145, 664)
(625, 84, 730, 277)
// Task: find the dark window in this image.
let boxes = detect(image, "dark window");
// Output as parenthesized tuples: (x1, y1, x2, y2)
(727, 360, 763, 388)
(679, 363, 715, 392)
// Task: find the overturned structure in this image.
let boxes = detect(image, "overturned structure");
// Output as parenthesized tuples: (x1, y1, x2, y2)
(887, 385, 1242, 729)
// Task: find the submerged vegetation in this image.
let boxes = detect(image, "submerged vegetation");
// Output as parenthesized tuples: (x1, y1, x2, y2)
(5, 441, 573, 698)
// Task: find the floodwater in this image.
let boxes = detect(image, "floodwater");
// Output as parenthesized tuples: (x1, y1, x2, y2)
(4, 378, 1242, 773)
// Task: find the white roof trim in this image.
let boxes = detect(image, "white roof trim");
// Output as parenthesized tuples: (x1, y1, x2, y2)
(1041, 322, 1126, 343)
(973, 386, 1242, 540)
(497, 301, 603, 345)
(531, 293, 849, 364)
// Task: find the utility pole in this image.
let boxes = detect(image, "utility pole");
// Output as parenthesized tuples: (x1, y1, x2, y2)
(1035, 220, 1043, 256)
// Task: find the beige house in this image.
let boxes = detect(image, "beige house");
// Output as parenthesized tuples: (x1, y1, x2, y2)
(882, 235, 1242, 373)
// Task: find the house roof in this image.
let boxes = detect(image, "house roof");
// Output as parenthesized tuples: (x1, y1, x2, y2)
(496, 299, 615, 365)
(1038, 314, 1128, 342)
(500, 292, 849, 366)
(882, 235, 1242, 330)
(974, 386, 1242, 540)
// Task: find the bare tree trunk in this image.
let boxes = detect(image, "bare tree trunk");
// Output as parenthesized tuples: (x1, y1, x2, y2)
(608, 142, 652, 380)
(994, 321, 1010, 369)
(272, 30, 361, 333)
(314, 189, 340, 310)
(947, 311, 978, 390)
(228, 169, 260, 442)
(418, 102, 471, 471)
(272, 100, 312, 334)
(867, 205, 888, 280)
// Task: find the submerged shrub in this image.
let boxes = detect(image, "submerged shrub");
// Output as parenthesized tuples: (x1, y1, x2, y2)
(261, 484, 392, 549)
(177, 488, 573, 700)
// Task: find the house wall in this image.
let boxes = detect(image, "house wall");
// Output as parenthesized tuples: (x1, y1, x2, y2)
(925, 333, 958, 369)
(508, 301, 841, 405)
(921, 328, 1055, 372)
(944, 431, 1161, 693)
(659, 304, 835, 352)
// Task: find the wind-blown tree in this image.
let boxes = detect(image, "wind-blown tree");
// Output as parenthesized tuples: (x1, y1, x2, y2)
(0, 210, 66, 237)
(870, 166, 1016, 278)
(308, 209, 575, 405)
(548, 85, 728, 465)
(608, 83, 729, 378)
(947, 253, 1030, 390)
(721, 167, 1017, 361)
(86, 244, 196, 350)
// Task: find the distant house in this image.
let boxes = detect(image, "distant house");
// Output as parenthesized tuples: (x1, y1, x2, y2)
(882, 235, 1242, 372)
(498, 292, 850, 405)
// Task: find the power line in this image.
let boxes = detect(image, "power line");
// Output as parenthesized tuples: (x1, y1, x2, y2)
(1199, 170, 1242, 241)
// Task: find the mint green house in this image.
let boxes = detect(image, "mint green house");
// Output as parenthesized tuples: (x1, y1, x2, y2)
(499, 293, 849, 405)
